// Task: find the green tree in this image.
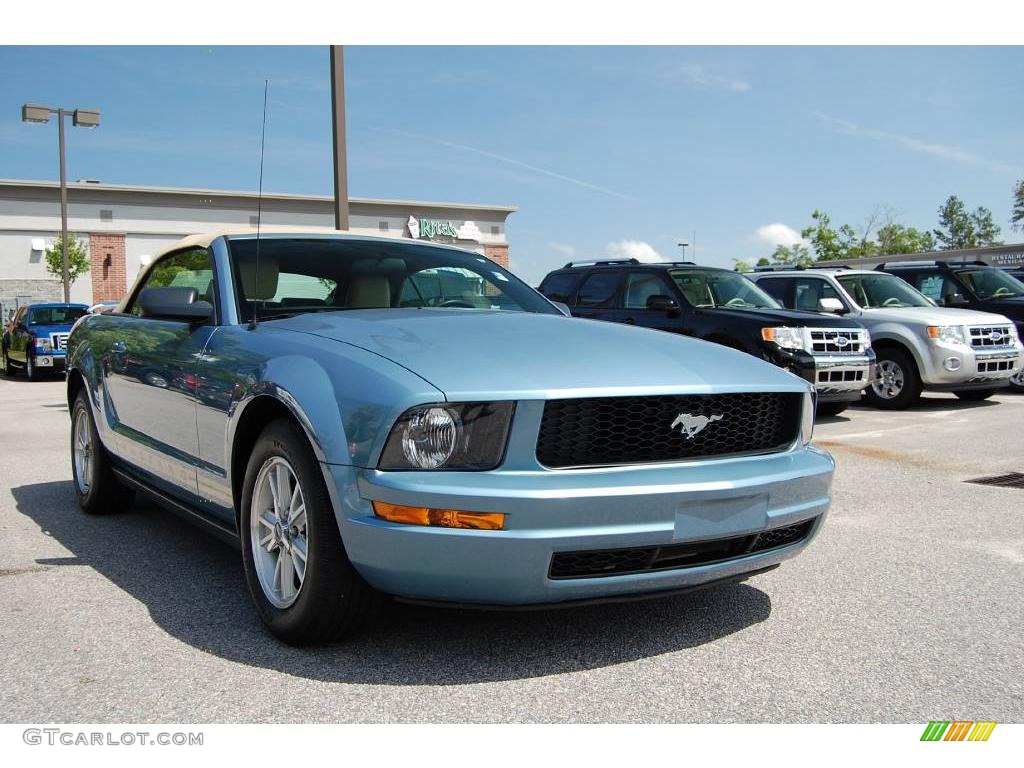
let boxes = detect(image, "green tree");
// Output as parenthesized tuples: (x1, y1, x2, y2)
(770, 242, 814, 267)
(933, 195, 1002, 249)
(800, 210, 846, 262)
(1013, 179, 1024, 231)
(875, 223, 936, 255)
(44, 235, 91, 284)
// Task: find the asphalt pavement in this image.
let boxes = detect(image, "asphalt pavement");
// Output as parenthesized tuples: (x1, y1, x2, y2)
(1, 375, 1021, 722)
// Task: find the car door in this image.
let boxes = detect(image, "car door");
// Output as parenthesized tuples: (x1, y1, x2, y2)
(101, 247, 219, 496)
(571, 270, 624, 321)
(611, 270, 682, 333)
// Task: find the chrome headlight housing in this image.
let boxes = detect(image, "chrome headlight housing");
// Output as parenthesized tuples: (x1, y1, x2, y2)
(762, 326, 805, 351)
(33, 337, 52, 352)
(861, 329, 872, 349)
(927, 325, 966, 345)
(379, 402, 515, 470)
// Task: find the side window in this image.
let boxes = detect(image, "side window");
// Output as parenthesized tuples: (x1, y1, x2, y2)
(913, 272, 961, 303)
(792, 278, 841, 312)
(539, 273, 581, 304)
(622, 272, 670, 309)
(576, 271, 623, 309)
(127, 248, 215, 317)
(757, 278, 792, 307)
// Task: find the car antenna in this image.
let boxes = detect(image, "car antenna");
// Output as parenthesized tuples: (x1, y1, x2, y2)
(249, 79, 269, 331)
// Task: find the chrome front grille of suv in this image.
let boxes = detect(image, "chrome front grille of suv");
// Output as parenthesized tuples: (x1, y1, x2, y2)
(808, 328, 866, 354)
(969, 325, 1014, 349)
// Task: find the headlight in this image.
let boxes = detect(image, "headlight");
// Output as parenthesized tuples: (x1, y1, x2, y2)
(379, 402, 515, 470)
(761, 327, 804, 351)
(33, 337, 52, 352)
(802, 391, 815, 445)
(926, 325, 965, 345)
(861, 329, 871, 349)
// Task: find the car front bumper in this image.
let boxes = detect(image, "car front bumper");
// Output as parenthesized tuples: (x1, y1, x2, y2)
(919, 340, 1023, 390)
(327, 446, 834, 605)
(29, 353, 67, 372)
(769, 347, 874, 403)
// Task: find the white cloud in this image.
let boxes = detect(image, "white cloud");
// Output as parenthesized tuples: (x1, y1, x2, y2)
(754, 223, 804, 248)
(816, 113, 1013, 174)
(679, 64, 751, 93)
(606, 240, 665, 263)
(549, 242, 577, 258)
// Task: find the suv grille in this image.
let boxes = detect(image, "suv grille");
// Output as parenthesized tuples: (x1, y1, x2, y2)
(536, 392, 802, 468)
(809, 328, 866, 354)
(969, 325, 1014, 348)
(49, 332, 70, 351)
(549, 518, 817, 579)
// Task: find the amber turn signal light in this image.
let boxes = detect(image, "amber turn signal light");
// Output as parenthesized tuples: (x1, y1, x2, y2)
(372, 501, 505, 530)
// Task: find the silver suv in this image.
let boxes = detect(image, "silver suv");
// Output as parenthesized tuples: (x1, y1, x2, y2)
(749, 268, 1023, 409)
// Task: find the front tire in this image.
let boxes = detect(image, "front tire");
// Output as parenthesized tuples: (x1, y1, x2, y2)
(2, 347, 13, 377)
(71, 391, 135, 514)
(240, 418, 380, 645)
(25, 355, 37, 380)
(864, 348, 921, 410)
(1009, 368, 1024, 393)
(953, 389, 997, 402)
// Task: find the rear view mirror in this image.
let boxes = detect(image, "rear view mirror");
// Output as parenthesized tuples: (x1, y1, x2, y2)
(137, 287, 213, 323)
(646, 295, 679, 312)
(818, 297, 846, 314)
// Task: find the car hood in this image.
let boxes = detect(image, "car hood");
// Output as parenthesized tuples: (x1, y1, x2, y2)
(859, 306, 1016, 326)
(268, 309, 810, 401)
(698, 306, 863, 328)
(979, 296, 1024, 320)
(27, 323, 76, 336)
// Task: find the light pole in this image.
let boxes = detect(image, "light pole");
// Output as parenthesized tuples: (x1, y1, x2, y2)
(677, 241, 690, 260)
(329, 46, 349, 231)
(21, 103, 100, 303)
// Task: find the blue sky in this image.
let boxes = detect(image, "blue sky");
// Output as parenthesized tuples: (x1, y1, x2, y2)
(1, 45, 1022, 283)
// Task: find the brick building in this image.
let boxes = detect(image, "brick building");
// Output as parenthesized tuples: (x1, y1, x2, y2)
(0, 178, 515, 318)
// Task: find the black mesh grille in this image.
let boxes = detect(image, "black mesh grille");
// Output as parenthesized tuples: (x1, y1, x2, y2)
(549, 518, 817, 579)
(536, 392, 802, 468)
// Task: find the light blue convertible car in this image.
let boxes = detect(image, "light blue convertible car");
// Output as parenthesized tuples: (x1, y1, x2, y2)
(66, 230, 834, 644)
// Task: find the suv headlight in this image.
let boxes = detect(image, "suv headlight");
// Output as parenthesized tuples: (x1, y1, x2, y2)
(33, 337, 52, 352)
(762, 327, 805, 351)
(379, 402, 515, 470)
(927, 325, 966, 345)
(802, 391, 815, 445)
(861, 329, 872, 349)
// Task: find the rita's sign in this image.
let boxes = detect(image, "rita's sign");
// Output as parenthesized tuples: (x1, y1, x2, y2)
(408, 216, 458, 240)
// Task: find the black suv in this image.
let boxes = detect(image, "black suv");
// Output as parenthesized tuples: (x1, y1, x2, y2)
(539, 259, 875, 416)
(878, 260, 1024, 327)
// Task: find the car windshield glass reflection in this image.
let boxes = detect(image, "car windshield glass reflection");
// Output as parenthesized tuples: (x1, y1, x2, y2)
(956, 269, 1024, 300)
(228, 238, 559, 322)
(837, 274, 933, 308)
(670, 269, 780, 310)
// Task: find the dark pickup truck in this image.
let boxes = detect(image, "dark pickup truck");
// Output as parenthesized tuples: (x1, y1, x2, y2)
(539, 259, 875, 416)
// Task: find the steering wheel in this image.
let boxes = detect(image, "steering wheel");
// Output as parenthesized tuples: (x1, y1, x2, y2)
(439, 299, 475, 308)
(882, 297, 903, 307)
(992, 287, 1012, 298)
(724, 297, 748, 308)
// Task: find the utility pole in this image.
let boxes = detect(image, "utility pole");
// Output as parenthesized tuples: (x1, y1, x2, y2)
(329, 45, 349, 231)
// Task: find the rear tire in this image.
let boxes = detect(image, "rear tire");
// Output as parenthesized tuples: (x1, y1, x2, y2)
(240, 418, 381, 645)
(864, 347, 921, 410)
(70, 391, 135, 515)
(2, 347, 13, 377)
(953, 389, 997, 401)
(816, 402, 849, 418)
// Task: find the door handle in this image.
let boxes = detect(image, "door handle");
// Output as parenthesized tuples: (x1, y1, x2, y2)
(623, 317, 636, 324)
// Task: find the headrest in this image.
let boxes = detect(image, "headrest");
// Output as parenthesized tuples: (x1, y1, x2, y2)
(346, 274, 391, 309)
(236, 255, 279, 300)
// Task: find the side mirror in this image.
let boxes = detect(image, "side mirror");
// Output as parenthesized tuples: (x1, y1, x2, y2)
(943, 293, 970, 307)
(646, 294, 679, 313)
(550, 300, 572, 317)
(818, 297, 846, 314)
(137, 287, 213, 323)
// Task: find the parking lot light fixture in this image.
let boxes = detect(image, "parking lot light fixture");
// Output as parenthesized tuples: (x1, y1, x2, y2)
(21, 102, 101, 303)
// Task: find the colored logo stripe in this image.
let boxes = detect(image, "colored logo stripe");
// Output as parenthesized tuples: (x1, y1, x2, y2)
(921, 721, 996, 741)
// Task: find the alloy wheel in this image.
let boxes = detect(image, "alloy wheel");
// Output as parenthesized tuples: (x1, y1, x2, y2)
(72, 406, 94, 494)
(250, 456, 308, 609)
(872, 359, 905, 400)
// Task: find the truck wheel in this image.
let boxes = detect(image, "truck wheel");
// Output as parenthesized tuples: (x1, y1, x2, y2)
(816, 402, 849, 418)
(71, 391, 135, 514)
(1009, 369, 1024, 393)
(240, 418, 381, 645)
(2, 347, 13, 377)
(864, 348, 921, 410)
(954, 389, 997, 402)
(25, 355, 37, 381)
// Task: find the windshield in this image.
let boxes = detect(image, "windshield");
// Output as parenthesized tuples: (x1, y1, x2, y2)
(837, 273, 933, 308)
(27, 306, 87, 325)
(956, 268, 1024, 300)
(670, 269, 780, 310)
(227, 237, 558, 322)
